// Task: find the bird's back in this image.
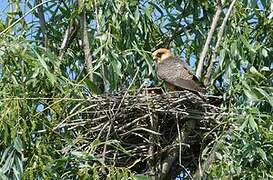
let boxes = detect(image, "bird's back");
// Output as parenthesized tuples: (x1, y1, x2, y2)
(156, 56, 206, 94)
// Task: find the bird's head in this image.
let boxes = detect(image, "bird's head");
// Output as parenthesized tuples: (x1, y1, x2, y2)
(152, 48, 172, 62)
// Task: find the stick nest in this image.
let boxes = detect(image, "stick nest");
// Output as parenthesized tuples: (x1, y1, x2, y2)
(54, 89, 222, 176)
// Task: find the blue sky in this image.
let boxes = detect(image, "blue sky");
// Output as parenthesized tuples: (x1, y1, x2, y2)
(0, 1, 8, 20)
(0, 1, 35, 23)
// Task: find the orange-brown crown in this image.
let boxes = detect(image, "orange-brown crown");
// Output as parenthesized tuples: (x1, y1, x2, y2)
(152, 48, 172, 62)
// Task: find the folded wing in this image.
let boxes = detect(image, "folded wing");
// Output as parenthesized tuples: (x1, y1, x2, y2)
(156, 56, 206, 93)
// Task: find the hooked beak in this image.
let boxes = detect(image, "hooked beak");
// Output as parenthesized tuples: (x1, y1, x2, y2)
(152, 53, 158, 61)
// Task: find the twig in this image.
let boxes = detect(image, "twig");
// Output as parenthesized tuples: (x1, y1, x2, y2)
(196, 0, 225, 79)
(120, 127, 162, 136)
(59, 20, 78, 59)
(101, 69, 139, 173)
(118, 114, 150, 131)
(115, 68, 139, 113)
(52, 104, 98, 130)
(204, 0, 237, 86)
(145, 87, 158, 179)
(176, 114, 182, 165)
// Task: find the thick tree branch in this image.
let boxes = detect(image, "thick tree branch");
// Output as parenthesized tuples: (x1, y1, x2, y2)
(26, 0, 49, 47)
(204, 0, 237, 86)
(161, 120, 195, 180)
(78, 3, 93, 81)
(196, 0, 224, 79)
(36, 0, 48, 47)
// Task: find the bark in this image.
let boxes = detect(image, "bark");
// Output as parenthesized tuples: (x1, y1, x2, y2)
(204, 0, 237, 86)
(36, 0, 48, 47)
(78, 3, 93, 81)
(196, 0, 224, 79)
(59, 20, 78, 59)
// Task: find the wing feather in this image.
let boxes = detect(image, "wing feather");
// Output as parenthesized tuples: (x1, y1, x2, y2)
(156, 56, 206, 93)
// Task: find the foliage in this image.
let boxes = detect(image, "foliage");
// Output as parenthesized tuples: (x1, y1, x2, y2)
(205, 1, 273, 179)
(0, 0, 272, 179)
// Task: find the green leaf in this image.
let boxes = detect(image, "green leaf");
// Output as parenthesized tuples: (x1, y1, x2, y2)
(33, 49, 56, 85)
(0, 169, 9, 180)
(2, 149, 14, 173)
(248, 114, 258, 131)
(34, 51, 49, 71)
(71, 151, 85, 158)
(240, 118, 248, 130)
(14, 155, 23, 179)
(243, 89, 257, 101)
(135, 174, 150, 180)
(134, 7, 140, 22)
(257, 147, 268, 161)
(1, 147, 12, 164)
(262, 48, 268, 57)
(13, 137, 23, 153)
(84, 79, 101, 94)
(255, 88, 273, 107)
(249, 66, 266, 79)
(112, 60, 122, 78)
(31, 67, 40, 78)
(45, 70, 56, 85)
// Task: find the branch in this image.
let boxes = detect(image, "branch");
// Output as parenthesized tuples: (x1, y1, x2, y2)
(79, 4, 93, 81)
(161, 120, 196, 180)
(204, 0, 237, 86)
(193, 141, 219, 180)
(59, 20, 78, 59)
(196, 0, 225, 79)
(58, 1, 78, 59)
(147, 89, 157, 179)
(36, 0, 48, 47)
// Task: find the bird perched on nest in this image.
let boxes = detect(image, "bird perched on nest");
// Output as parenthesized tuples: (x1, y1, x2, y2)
(152, 48, 206, 95)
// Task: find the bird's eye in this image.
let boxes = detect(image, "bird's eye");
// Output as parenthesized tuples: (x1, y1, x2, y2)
(157, 53, 163, 57)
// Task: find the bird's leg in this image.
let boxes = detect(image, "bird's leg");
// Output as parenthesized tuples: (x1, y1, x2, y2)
(166, 82, 177, 92)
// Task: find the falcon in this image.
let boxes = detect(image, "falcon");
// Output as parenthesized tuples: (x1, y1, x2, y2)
(152, 48, 206, 94)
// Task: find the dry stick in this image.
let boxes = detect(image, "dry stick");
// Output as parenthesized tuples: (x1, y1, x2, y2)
(36, 0, 48, 47)
(118, 114, 150, 131)
(176, 114, 182, 166)
(79, 5, 93, 81)
(193, 132, 225, 180)
(196, 0, 225, 79)
(101, 69, 139, 172)
(146, 87, 158, 179)
(175, 114, 193, 179)
(204, 0, 237, 86)
(120, 127, 161, 136)
(52, 104, 98, 130)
